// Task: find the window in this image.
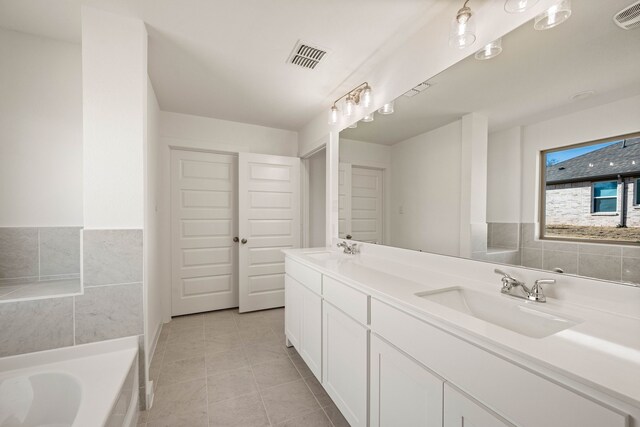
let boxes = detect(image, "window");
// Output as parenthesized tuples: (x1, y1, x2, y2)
(592, 181, 618, 213)
(540, 134, 640, 244)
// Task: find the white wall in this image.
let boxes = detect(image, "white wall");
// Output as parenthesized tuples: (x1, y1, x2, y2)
(390, 120, 462, 256)
(520, 94, 640, 224)
(82, 7, 147, 229)
(487, 127, 522, 223)
(144, 78, 162, 372)
(0, 28, 82, 227)
(157, 111, 298, 321)
(307, 149, 326, 247)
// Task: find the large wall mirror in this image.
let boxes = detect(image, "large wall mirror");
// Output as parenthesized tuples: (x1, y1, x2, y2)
(339, 0, 640, 285)
(0, 27, 83, 301)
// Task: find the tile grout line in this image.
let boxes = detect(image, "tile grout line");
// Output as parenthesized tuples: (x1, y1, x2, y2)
(285, 346, 336, 427)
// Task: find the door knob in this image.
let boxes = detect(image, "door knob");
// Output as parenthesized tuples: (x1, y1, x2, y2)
(241, 238, 248, 244)
(233, 237, 239, 243)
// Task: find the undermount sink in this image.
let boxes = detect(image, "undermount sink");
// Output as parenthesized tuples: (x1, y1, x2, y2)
(416, 287, 581, 338)
(304, 251, 339, 261)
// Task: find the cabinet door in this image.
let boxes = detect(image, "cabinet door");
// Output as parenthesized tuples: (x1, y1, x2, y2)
(323, 301, 368, 427)
(444, 384, 514, 427)
(370, 335, 444, 427)
(284, 275, 302, 348)
(299, 286, 322, 381)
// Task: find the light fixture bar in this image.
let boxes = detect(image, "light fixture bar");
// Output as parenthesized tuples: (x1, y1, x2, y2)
(328, 82, 373, 125)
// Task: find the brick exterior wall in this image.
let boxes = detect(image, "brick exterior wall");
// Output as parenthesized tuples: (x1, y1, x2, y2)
(546, 178, 640, 227)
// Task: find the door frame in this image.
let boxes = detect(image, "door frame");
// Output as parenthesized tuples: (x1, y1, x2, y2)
(301, 144, 327, 248)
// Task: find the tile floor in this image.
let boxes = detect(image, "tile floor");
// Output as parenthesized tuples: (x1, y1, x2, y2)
(138, 307, 350, 427)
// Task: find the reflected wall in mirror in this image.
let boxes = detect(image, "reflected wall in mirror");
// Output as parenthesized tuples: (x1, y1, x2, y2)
(339, 0, 640, 285)
(0, 28, 83, 301)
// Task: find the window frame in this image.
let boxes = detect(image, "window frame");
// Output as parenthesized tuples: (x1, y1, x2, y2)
(635, 178, 640, 207)
(539, 132, 640, 246)
(591, 180, 619, 214)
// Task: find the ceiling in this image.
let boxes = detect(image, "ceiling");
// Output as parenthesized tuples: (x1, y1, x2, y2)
(341, 0, 640, 145)
(0, 0, 444, 130)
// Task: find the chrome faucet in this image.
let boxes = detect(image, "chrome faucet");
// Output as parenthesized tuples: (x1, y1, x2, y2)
(337, 241, 359, 255)
(494, 269, 555, 303)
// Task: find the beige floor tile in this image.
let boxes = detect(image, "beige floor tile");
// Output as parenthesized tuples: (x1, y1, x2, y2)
(261, 379, 321, 425)
(167, 327, 204, 345)
(207, 366, 258, 404)
(244, 341, 289, 366)
(252, 358, 301, 390)
(205, 348, 249, 376)
(137, 410, 148, 425)
(167, 314, 204, 331)
(289, 352, 314, 379)
(275, 408, 333, 427)
(203, 308, 236, 321)
(205, 318, 239, 336)
(158, 356, 206, 386)
(163, 338, 205, 363)
(205, 331, 243, 354)
(146, 407, 208, 427)
(322, 402, 350, 427)
(208, 393, 270, 427)
(148, 379, 207, 420)
(239, 327, 280, 346)
(304, 376, 332, 407)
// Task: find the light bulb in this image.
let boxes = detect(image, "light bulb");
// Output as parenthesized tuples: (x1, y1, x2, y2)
(348, 122, 358, 129)
(344, 95, 356, 117)
(378, 101, 395, 115)
(504, 0, 539, 13)
(475, 38, 503, 60)
(449, 5, 476, 48)
(362, 112, 375, 122)
(534, 0, 571, 30)
(328, 105, 339, 125)
(361, 86, 372, 108)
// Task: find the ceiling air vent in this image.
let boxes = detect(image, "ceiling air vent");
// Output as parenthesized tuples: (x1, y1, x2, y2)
(404, 81, 431, 97)
(614, 0, 640, 30)
(288, 41, 328, 70)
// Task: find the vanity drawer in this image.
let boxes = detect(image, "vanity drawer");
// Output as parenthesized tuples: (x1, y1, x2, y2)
(370, 299, 627, 427)
(285, 257, 322, 295)
(323, 276, 369, 325)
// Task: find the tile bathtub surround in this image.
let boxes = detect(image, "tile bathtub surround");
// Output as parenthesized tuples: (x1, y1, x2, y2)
(140, 308, 349, 427)
(0, 226, 81, 284)
(83, 229, 143, 287)
(74, 282, 144, 344)
(0, 296, 74, 357)
(39, 227, 82, 276)
(0, 227, 38, 280)
(487, 222, 520, 250)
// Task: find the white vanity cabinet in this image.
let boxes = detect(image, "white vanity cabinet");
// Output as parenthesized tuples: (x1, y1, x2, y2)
(370, 334, 444, 427)
(323, 300, 369, 427)
(284, 274, 302, 348)
(444, 385, 513, 427)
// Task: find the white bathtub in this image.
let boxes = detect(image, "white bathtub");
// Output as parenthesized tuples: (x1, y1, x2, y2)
(0, 336, 139, 427)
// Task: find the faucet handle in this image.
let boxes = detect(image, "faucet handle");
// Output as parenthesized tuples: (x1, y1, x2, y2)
(494, 269, 512, 279)
(529, 279, 555, 302)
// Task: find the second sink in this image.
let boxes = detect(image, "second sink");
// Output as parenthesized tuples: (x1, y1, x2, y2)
(416, 287, 581, 338)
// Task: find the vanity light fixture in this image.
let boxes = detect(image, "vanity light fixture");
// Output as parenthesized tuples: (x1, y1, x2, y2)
(328, 82, 373, 125)
(534, 0, 572, 30)
(504, 0, 539, 13)
(449, 0, 476, 49)
(348, 121, 358, 129)
(362, 112, 375, 122)
(378, 100, 395, 115)
(475, 38, 503, 60)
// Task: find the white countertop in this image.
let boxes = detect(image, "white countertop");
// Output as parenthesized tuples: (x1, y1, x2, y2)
(284, 248, 640, 409)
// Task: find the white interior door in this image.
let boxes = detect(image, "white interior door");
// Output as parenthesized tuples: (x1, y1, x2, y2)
(351, 166, 383, 244)
(170, 150, 238, 316)
(338, 162, 352, 239)
(238, 153, 300, 312)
